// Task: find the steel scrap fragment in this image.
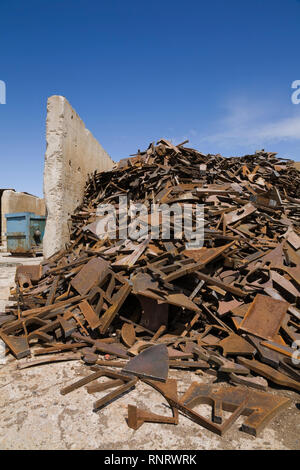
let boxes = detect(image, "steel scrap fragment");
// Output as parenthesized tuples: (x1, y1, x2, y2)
(176, 383, 291, 436)
(122, 344, 169, 382)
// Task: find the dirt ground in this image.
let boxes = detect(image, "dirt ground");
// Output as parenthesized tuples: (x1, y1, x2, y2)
(0, 255, 299, 450)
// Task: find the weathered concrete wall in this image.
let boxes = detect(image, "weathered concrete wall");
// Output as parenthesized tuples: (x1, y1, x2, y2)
(1, 190, 45, 246)
(43, 96, 114, 259)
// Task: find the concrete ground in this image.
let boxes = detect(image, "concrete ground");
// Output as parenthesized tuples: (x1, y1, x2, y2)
(0, 256, 299, 450)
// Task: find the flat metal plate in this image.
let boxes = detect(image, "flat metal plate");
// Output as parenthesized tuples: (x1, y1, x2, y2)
(239, 294, 289, 341)
(71, 257, 110, 295)
(122, 344, 169, 382)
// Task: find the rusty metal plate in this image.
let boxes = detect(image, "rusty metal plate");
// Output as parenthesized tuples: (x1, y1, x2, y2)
(122, 344, 169, 382)
(17, 273, 32, 290)
(180, 382, 290, 436)
(248, 243, 285, 270)
(15, 264, 42, 283)
(218, 299, 243, 317)
(239, 294, 289, 341)
(166, 384, 249, 436)
(71, 257, 110, 295)
(284, 229, 300, 250)
(224, 203, 256, 226)
(0, 332, 30, 359)
(216, 333, 257, 357)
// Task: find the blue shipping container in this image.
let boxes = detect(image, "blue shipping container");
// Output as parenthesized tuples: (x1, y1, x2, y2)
(5, 212, 46, 254)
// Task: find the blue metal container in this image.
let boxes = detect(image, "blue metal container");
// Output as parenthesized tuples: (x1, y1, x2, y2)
(5, 212, 46, 254)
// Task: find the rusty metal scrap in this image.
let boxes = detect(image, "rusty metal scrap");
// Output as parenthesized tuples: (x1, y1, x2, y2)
(237, 357, 300, 393)
(229, 373, 268, 391)
(71, 257, 110, 295)
(17, 352, 81, 369)
(92, 374, 138, 411)
(60, 367, 138, 408)
(127, 404, 177, 430)
(127, 378, 179, 430)
(15, 264, 42, 286)
(239, 294, 289, 341)
(1, 140, 300, 438)
(122, 344, 169, 382)
(121, 323, 136, 347)
(86, 378, 124, 394)
(0, 332, 30, 359)
(179, 383, 291, 436)
(166, 383, 250, 436)
(214, 332, 257, 357)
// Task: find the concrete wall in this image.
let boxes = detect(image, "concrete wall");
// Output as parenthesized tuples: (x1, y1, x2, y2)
(1, 190, 45, 246)
(43, 95, 114, 259)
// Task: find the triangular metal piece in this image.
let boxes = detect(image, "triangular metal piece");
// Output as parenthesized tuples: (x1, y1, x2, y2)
(122, 344, 169, 382)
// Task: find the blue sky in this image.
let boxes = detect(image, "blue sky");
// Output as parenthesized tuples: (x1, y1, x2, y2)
(1, 0, 300, 197)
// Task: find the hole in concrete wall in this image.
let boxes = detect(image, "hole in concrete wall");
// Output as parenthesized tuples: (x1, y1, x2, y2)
(77, 167, 81, 172)
(69, 160, 72, 167)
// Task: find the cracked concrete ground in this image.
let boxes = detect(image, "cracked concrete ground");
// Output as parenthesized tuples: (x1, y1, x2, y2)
(0, 257, 299, 450)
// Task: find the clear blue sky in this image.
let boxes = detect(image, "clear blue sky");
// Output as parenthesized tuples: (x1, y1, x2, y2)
(1, 0, 300, 197)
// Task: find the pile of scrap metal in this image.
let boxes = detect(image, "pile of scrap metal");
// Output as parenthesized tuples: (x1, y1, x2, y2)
(1, 139, 300, 437)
